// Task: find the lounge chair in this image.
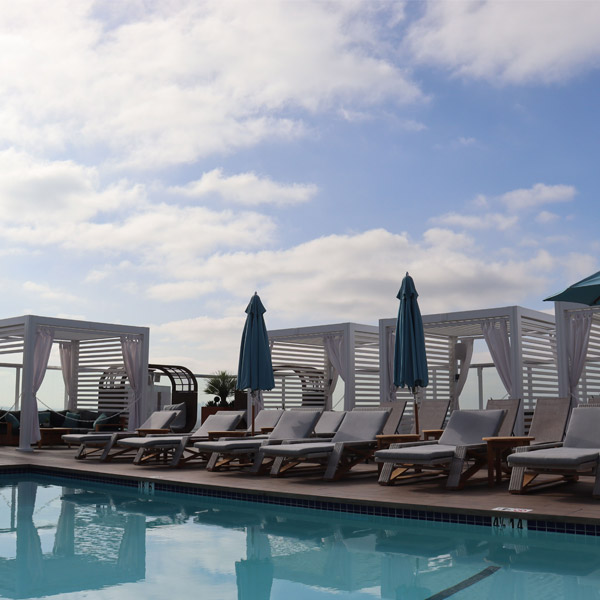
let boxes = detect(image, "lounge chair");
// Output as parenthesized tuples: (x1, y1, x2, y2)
(507, 406, 600, 497)
(254, 409, 390, 480)
(197, 409, 323, 472)
(375, 409, 506, 489)
(105, 411, 245, 464)
(486, 398, 521, 437)
(62, 410, 180, 460)
(526, 397, 571, 445)
(311, 410, 346, 438)
(412, 399, 450, 440)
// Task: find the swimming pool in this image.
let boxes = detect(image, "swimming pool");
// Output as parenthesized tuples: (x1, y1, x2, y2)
(0, 473, 598, 599)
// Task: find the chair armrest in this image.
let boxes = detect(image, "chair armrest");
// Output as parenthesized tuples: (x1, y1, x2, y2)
(513, 441, 563, 453)
(388, 440, 439, 450)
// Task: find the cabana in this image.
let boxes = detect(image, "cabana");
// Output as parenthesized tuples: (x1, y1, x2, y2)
(379, 306, 559, 434)
(264, 323, 379, 410)
(553, 301, 600, 405)
(0, 315, 149, 450)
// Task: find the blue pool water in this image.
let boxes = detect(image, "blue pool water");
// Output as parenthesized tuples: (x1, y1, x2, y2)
(0, 474, 598, 599)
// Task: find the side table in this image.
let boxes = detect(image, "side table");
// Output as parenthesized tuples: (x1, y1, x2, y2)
(482, 436, 534, 486)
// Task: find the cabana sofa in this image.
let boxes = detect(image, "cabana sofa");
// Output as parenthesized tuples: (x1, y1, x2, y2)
(0, 409, 126, 446)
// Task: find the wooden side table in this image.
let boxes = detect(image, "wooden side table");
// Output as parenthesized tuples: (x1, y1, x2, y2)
(38, 428, 71, 448)
(422, 429, 444, 441)
(482, 436, 534, 486)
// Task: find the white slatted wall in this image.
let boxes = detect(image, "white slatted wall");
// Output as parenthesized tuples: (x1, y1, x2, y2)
(0, 325, 25, 357)
(263, 338, 327, 409)
(76, 338, 130, 414)
(520, 316, 559, 410)
(353, 329, 380, 407)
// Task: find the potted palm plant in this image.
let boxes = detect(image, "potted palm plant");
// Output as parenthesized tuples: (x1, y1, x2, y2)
(201, 371, 238, 423)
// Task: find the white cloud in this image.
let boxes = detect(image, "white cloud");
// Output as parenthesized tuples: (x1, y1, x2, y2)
(433, 212, 517, 231)
(500, 183, 576, 211)
(170, 169, 317, 206)
(536, 210, 560, 224)
(0, 1, 423, 169)
(406, 1, 600, 84)
(147, 228, 560, 332)
(0, 149, 143, 224)
(22, 281, 78, 302)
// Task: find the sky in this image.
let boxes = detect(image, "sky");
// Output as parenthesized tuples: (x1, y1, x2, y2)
(0, 0, 599, 377)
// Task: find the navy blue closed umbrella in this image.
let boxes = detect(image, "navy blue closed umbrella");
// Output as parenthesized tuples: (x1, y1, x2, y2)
(237, 293, 275, 433)
(394, 273, 428, 433)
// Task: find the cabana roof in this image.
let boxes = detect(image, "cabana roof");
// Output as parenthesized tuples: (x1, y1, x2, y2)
(380, 306, 559, 433)
(0, 315, 149, 450)
(266, 323, 379, 410)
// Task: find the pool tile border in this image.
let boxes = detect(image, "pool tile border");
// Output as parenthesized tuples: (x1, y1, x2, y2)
(3, 465, 600, 537)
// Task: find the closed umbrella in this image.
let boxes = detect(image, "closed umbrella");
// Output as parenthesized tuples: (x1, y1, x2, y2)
(394, 273, 429, 433)
(545, 270, 600, 305)
(237, 293, 275, 434)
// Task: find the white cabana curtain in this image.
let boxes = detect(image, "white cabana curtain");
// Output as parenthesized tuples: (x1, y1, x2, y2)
(21, 327, 54, 448)
(566, 311, 593, 405)
(59, 342, 76, 411)
(121, 335, 144, 430)
(451, 338, 474, 410)
(324, 335, 348, 405)
(481, 319, 514, 398)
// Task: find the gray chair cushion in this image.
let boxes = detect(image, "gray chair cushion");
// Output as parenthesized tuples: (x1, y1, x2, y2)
(529, 397, 570, 444)
(438, 409, 505, 446)
(253, 409, 284, 431)
(270, 410, 321, 440)
(194, 411, 245, 438)
(194, 439, 268, 453)
(163, 403, 186, 431)
(564, 407, 600, 448)
(314, 411, 346, 436)
(138, 410, 178, 430)
(508, 447, 600, 468)
(262, 442, 335, 457)
(62, 432, 115, 444)
(332, 410, 389, 443)
(118, 435, 186, 449)
(375, 444, 457, 463)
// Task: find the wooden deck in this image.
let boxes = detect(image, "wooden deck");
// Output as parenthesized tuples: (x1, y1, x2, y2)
(1, 446, 599, 525)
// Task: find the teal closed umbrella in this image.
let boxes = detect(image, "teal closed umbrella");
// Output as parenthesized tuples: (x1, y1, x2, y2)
(237, 293, 275, 434)
(545, 270, 600, 305)
(394, 273, 428, 433)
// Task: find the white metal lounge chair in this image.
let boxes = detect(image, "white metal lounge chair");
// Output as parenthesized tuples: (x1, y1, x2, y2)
(375, 409, 506, 489)
(105, 411, 245, 464)
(62, 410, 180, 460)
(255, 409, 391, 481)
(196, 410, 323, 472)
(507, 406, 600, 497)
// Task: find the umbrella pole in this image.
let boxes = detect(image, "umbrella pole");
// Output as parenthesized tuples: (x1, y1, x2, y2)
(413, 389, 420, 436)
(251, 403, 256, 436)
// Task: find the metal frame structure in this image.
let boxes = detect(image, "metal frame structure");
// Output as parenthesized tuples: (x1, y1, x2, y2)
(379, 306, 559, 434)
(265, 323, 379, 410)
(148, 364, 198, 432)
(0, 315, 149, 449)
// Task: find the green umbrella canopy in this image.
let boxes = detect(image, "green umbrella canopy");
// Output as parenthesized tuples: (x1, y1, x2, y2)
(545, 270, 600, 306)
(394, 273, 429, 390)
(237, 293, 275, 392)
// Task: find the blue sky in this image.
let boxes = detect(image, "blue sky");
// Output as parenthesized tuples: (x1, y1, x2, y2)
(0, 0, 599, 374)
